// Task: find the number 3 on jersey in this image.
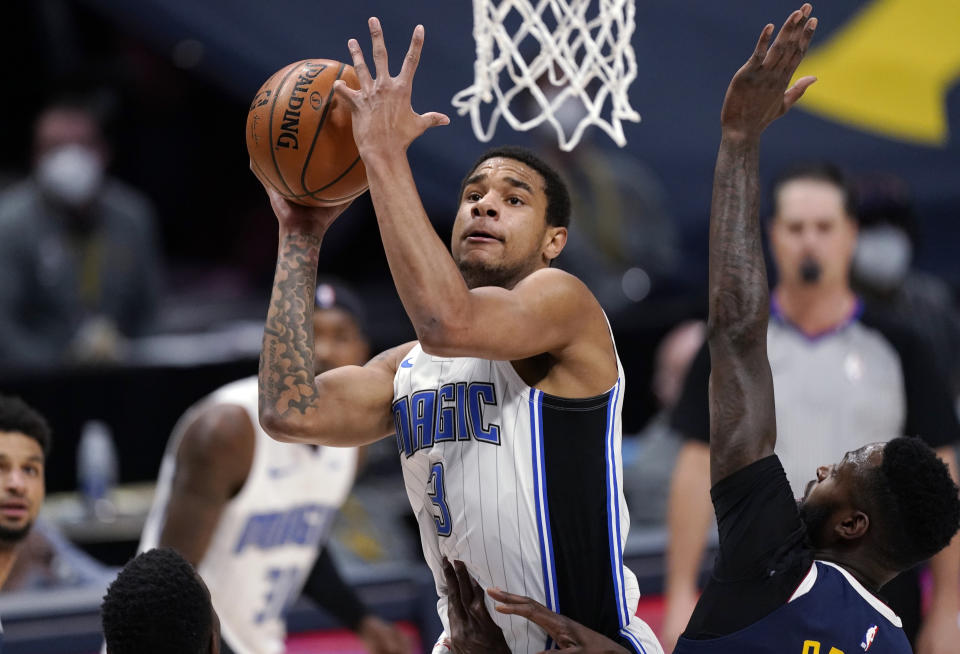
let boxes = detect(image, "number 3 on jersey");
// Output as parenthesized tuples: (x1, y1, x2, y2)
(428, 462, 452, 536)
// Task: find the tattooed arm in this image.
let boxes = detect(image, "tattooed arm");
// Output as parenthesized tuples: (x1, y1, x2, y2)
(256, 185, 412, 446)
(707, 5, 818, 484)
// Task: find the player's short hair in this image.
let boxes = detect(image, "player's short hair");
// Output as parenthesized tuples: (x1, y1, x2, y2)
(102, 548, 213, 654)
(0, 394, 51, 457)
(460, 145, 571, 228)
(860, 437, 960, 571)
(770, 162, 858, 219)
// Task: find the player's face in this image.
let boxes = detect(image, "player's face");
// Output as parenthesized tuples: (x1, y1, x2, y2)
(769, 179, 857, 290)
(451, 158, 561, 289)
(312, 308, 369, 373)
(0, 432, 45, 545)
(799, 443, 883, 546)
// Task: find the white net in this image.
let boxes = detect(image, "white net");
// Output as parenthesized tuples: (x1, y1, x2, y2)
(451, 0, 641, 152)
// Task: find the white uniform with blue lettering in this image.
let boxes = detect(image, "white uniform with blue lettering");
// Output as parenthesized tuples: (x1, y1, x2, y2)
(393, 344, 661, 654)
(139, 376, 358, 654)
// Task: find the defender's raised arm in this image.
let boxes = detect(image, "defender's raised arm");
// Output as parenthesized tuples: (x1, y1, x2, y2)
(707, 6, 817, 484)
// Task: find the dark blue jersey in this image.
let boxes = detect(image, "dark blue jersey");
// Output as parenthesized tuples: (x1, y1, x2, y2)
(674, 560, 909, 653)
(676, 456, 910, 653)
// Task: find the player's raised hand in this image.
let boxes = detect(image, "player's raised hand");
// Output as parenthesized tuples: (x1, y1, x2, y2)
(442, 558, 511, 654)
(720, 3, 818, 142)
(489, 587, 630, 654)
(334, 18, 450, 158)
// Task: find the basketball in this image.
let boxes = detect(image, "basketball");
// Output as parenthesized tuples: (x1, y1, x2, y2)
(246, 59, 367, 207)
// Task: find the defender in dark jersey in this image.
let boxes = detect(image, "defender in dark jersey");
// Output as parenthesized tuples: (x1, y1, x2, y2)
(481, 5, 960, 653)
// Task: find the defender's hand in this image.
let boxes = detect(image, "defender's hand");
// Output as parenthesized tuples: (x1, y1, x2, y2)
(442, 558, 511, 654)
(253, 163, 352, 235)
(490, 587, 630, 654)
(333, 18, 449, 158)
(721, 4, 818, 142)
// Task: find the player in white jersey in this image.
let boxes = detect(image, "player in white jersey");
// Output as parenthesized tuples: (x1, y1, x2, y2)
(254, 18, 661, 654)
(137, 281, 408, 654)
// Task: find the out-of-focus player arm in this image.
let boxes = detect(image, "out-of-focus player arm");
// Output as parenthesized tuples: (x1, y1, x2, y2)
(332, 21, 611, 375)
(254, 178, 412, 446)
(157, 404, 255, 566)
(919, 446, 960, 654)
(302, 549, 411, 654)
(707, 8, 817, 484)
(662, 441, 712, 650)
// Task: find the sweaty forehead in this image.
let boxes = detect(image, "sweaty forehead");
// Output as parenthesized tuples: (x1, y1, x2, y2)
(471, 158, 546, 190)
(842, 443, 884, 472)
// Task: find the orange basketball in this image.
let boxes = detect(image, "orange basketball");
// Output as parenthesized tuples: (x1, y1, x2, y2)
(246, 59, 367, 207)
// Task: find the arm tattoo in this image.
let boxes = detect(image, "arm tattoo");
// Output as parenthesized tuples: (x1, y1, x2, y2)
(259, 233, 323, 418)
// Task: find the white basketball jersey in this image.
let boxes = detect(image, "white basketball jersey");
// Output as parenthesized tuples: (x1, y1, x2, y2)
(140, 376, 358, 654)
(393, 344, 661, 654)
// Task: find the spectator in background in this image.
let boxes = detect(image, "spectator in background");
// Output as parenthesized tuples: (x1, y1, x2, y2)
(101, 547, 220, 654)
(528, 83, 680, 311)
(0, 98, 162, 367)
(661, 163, 960, 654)
(624, 320, 705, 526)
(0, 395, 112, 594)
(2, 518, 114, 591)
(0, 394, 51, 596)
(851, 174, 960, 400)
(133, 280, 409, 654)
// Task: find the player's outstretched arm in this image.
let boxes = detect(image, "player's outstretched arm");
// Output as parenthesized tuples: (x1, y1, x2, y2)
(708, 5, 817, 484)
(333, 20, 611, 382)
(158, 404, 255, 565)
(256, 184, 411, 446)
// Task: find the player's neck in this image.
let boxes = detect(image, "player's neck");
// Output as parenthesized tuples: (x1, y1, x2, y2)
(813, 550, 893, 593)
(773, 285, 857, 337)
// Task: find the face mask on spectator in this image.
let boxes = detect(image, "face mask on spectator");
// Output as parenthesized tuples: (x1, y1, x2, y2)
(799, 256, 822, 285)
(36, 145, 104, 208)
(853, 225, 912, 291)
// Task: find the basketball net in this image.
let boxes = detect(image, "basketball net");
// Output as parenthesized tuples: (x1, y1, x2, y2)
(451, 0, 641, 151)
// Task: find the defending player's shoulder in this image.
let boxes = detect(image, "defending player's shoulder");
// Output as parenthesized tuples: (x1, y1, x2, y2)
(174, 402, 255, 491)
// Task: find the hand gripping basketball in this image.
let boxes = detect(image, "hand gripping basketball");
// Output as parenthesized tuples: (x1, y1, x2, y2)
(333, 18, 450, 157)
